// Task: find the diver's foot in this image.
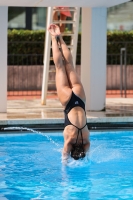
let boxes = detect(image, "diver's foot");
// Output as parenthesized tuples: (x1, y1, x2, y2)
(48, 24, 61, 45)
(48, 24, 61, 37)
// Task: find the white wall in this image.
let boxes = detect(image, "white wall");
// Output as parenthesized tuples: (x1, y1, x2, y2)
(0, 7, 8, 113)
(81, 7, 107, 111)
(0, 0, 129, 7)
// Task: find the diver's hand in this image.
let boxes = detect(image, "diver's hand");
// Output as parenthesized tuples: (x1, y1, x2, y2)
(48, 24, 61, 36)
(62, 152, 70, 165)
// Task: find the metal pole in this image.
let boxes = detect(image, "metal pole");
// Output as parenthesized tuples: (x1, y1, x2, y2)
(120, 48, 123, 97)
(124, 47, 127, 98)
(120, 48, 126, 97)
(41, 7, 53, 105)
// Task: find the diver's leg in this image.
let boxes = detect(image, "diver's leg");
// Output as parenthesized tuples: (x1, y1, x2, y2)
(49, 27, 72, 107)
(58, 35, 86, 102)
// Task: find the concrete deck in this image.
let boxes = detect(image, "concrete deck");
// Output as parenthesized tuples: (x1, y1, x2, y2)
(0, 98, 133, 126)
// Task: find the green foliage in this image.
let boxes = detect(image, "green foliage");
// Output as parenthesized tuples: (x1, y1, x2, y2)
(8, 30, 133, 65)
(8, 29, 45, 65)
(107, 31, 133, 64)
(107, 31, 133, 53)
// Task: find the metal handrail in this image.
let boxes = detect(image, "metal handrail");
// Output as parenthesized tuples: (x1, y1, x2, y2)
(120, 48, 127, 97)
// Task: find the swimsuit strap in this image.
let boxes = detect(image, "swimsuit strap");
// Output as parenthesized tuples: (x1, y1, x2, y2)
(71, 123, 87, 146)
(56, 36, 66, 62)
(71, 122, 87, 132)
(75, 129, 83, 146)
(56, 35, 60, 44)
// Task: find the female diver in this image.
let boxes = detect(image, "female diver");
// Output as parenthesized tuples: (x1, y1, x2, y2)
(48, 24, 90, 161)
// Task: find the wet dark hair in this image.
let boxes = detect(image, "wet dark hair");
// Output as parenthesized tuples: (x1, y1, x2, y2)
(70, 126, 86, 160)
(71, 143, 86, 160)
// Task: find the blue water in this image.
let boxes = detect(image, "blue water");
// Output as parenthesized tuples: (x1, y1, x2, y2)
(0, 130, 133, 200)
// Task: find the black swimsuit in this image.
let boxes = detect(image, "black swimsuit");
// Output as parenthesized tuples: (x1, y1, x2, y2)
(64, 91, 87, 131)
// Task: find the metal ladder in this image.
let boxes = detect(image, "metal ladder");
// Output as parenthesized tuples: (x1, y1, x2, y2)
(41, 7, 80, 105)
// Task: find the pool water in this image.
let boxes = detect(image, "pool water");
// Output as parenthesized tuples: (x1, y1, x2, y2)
(0, 130, 133, 200)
